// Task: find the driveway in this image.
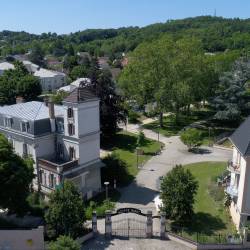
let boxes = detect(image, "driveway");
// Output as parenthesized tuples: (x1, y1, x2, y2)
(84, 124, 232, 249)
(83, 234, 191, 250)
(117, 124, 232, 215)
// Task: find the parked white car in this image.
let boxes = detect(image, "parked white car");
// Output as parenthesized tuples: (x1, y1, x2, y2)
(154, 194, 163, 213)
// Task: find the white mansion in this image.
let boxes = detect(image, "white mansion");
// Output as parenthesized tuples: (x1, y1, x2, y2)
(0, 87, 102, 199)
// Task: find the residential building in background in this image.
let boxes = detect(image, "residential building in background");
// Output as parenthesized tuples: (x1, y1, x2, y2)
(0, 61, 14, 75)
(34, 68, 66, 92)
(0, 87, 102, 199)
(227, 117, 250, 228)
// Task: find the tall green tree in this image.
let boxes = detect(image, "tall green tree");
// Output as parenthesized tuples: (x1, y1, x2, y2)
(0, 134, 34, 215)
(29, 42, 45, 66)
(212, 58, 250, 122)
(119, 36, 216, 125)
(160, 165, 198, 224)
(94, 69, 127, 137)
(0, 61, 41, 105)
(45, 180, 85, 238)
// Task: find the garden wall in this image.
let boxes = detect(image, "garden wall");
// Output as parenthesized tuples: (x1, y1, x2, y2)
(0, 226, 44, 250)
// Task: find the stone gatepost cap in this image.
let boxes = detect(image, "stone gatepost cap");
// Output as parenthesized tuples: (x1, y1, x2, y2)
(105, 210, 112, 214)
(92, 211, 97, 214)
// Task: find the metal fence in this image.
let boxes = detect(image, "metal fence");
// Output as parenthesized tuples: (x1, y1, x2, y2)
(166, 224, 243, 245)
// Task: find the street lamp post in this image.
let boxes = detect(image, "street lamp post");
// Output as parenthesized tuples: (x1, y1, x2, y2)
(104, 181, 110, 199)
(136, 147, 139, 169)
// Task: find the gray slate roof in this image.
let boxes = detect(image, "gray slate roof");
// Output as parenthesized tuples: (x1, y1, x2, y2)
(230, 116, 250, 156)
(0, 101, 64, 121)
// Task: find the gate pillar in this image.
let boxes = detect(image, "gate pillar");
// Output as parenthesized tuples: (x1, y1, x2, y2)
(105, 210, 112, 237)
(146, 210, 153, 238)
(160, 212, 166, 239)
(92, 211, 97, 235)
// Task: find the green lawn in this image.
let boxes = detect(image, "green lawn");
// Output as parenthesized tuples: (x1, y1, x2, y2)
(143, 110, 214, 137)
(102, 131, 162, 180)
(168, 162, 237, 243)
(197, 128, 232, 146)
(184, 162, 235, 235)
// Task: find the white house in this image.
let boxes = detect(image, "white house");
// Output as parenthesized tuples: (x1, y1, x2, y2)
(0, 86, 102, 199)
(58, 78, 91, 93)
(0, 62, 14, 75)
(227, 117, 250, 229)
(34, 68, 66, 92)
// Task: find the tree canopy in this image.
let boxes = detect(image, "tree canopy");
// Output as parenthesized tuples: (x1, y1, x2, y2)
(45, 180, 85, 238)
(119, 36, 217, 125)
(0, 134, 34, 215)
(0, 61, 41, 105)
(212, 58, 250, 122)
(160, 165, 198, 224)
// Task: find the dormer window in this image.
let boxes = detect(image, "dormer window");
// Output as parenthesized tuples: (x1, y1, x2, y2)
(21, 121, 30, 133)
(4, 117, 13, 128)
(67, 107, 74, 118)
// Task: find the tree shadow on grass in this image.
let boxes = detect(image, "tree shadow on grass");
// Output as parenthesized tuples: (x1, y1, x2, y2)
(102, 132, 150, 152)
(187, 212, 226, 235)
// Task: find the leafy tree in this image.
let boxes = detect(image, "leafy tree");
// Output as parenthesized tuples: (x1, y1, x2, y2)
(212, 58, 250, 122)
(160, 165, 198, 224)
(0, 61, 41, 105)
(16, 75, 41, 101)
(94, 69, 126, 137)
(48, 235, 80, 250)
(119, 36, 216, 125)
(180, 128, 202, 151)
(69, 65, 88, 80)
(45, 180, 85, 238)
(0, 134, 34, 215)
(137, 131, 146, 147)
(29, 42, 45, 66)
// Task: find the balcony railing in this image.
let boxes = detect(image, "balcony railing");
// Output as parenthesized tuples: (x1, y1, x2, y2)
(226, 185, 238, 197)
(38, 158, 78, 173)
(227, 161, 240, 174)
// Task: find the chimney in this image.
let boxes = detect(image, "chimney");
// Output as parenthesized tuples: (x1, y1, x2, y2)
(16, 96, 24, 104)
(48, 98, 56, 132)
(48, 99, 55, 119)
(44, 96, 49, 107)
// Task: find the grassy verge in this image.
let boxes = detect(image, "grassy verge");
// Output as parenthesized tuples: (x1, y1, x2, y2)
(169, 162, 236, 242)
(85, 189, 120, 219)
(102, 131, 162, 184)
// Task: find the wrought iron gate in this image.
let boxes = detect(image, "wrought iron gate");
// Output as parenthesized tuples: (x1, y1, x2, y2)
(112, 217, 146, 238)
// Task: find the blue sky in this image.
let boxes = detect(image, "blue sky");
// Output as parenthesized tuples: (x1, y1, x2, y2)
(1, 0, 250, 34)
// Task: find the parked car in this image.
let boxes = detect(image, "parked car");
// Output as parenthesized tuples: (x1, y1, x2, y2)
(154, 194, 163, 213)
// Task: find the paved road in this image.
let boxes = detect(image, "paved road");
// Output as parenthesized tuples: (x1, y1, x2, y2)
(84, 124, 232, 249)
(83, 235, 191, 250)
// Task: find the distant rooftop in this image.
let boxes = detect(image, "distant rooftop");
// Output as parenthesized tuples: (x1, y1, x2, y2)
(0, 101, 64, 121)
(71, 78, 91, 87)
(0, 62, 14, 71)
(34, 68, 65, 78)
